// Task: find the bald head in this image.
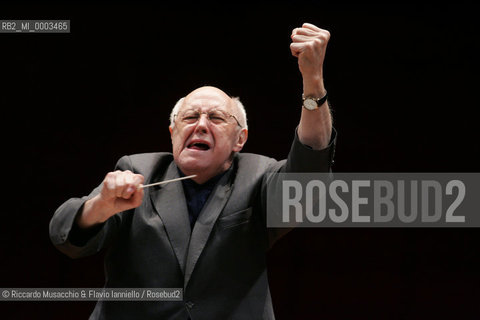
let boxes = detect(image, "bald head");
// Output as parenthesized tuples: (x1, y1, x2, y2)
(169, 86, 248, 129)
(186, 86, 231, 103)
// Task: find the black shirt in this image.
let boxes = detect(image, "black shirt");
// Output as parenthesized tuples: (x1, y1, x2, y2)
(179, 169, 228, 230)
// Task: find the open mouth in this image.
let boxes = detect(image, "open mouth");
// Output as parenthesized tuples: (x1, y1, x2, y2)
(187, 142, 211, 151)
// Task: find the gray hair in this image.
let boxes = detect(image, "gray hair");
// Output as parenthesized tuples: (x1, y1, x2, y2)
(169, 96, 248, 130)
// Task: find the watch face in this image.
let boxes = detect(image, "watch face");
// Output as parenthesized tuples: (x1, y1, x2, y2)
(303, 98, 318, 110)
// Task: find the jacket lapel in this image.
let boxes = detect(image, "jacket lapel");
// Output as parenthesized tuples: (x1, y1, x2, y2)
(149, 162, 191, 276)
(184, 169, 233, 287)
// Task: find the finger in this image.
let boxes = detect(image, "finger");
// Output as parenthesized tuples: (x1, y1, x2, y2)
(290, 48, 299, 58)
(133, 174, 145, 186)
(122, 172, 136, 199)
(115, 171, 127, 198)
(302, 22, 322, 32)
(294, 28, 318, 37)
(291, 34, 315, 43)
(303, 24, 330, 41)
(103, 172, 118, 198)
(290, 42, 304, 57)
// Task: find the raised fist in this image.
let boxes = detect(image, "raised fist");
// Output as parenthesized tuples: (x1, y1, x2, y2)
(290, 23, 330, 80)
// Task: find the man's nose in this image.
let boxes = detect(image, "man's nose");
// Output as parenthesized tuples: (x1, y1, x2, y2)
(194, 113, 209, 133)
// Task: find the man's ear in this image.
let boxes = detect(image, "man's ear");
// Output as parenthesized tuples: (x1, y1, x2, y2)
(233, 128, 248, 152)
(169, 126, 175, 145)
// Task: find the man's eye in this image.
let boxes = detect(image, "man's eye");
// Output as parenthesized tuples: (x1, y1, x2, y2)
(183, 116, 198, 121)
(209, 114, 226, 121)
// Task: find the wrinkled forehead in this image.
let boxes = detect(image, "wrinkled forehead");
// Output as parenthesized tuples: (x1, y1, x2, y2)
(181, 88, 234, 113)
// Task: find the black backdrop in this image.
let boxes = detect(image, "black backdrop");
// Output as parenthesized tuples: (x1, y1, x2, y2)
(1, 1, 479, 319)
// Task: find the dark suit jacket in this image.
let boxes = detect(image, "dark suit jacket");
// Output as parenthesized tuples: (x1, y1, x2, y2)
(49, 130, 336, 319)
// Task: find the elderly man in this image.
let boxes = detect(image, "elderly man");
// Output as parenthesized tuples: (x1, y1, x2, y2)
(50, 23, 336, 319)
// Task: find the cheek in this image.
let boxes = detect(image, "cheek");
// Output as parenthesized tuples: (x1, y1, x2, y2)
(214, 130, 238, 152)
(171, 131, 186, 154)
(171, 138, 180, 155)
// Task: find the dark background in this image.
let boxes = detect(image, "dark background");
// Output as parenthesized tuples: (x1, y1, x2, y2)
(1, 1, 479, 319)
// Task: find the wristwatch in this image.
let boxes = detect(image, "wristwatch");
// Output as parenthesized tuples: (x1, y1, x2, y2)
(302, 91, 328, 110)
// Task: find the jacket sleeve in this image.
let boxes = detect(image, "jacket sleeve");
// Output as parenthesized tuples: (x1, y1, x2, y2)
(49, 155, 133, 259)
(264, 127, 337, 246)
(284, 127, 336, 173)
